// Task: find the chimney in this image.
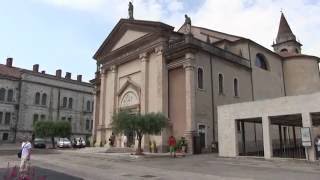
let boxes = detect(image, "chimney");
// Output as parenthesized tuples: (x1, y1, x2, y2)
(6, 58, 13, 67)
(65, 72, 71, 79)
(56, 69, 62, 78)
(33, 64, 39, 72)
(41, 71, 46, 74)
(77, 75, 82, 82)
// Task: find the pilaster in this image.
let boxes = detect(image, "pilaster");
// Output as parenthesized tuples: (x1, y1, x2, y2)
(183, 52, 196, 154)
(139, 52, 149, 114)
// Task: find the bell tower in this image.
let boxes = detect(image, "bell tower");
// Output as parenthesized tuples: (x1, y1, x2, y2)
(272, 13, 302, 55)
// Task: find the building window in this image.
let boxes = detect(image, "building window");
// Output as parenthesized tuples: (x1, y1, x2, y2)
(41, 93, 47, 106)
(86, 101, 91, 112)
(33, 114, 39, 125)
(197, 68, 204, 89)
(68, 98, 73, 109)
(2, 133, 9, 141)
(62, 97, 67, 108)
(4, 112, 11, 125)
(86, 119, 90, 130)
(255, 53, 268, 70)
(0, 112, 3, 124)
(61, 117, 66, 121)
(40, 114, 46, 121)
(234, 78, 239, 97)
(280, 48, 288, 53)
(68, 117, 72, 130)
(7, 89, 13, 102)
(35, 92, 41, 105)
(91, 120, 93, 130)
(0, 88, 5, 101)
(218, 74, 224, 95)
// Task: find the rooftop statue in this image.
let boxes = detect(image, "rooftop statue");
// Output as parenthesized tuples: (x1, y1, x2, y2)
(128, 1, 134, 20)
(184, 14, 191, 25)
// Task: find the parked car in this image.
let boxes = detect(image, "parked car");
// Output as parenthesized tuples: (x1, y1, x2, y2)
(33, 138, 46, 149)
(72, 137, 86, 148)
(57, 138, 72, 148)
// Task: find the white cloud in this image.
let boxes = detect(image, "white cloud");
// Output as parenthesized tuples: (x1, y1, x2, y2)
(37, 0, 320, 56)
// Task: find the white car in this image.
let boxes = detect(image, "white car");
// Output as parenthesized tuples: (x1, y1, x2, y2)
(57, 138, 72, 148)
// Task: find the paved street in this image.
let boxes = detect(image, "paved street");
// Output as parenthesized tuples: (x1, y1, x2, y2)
(0, 148, 320, 180)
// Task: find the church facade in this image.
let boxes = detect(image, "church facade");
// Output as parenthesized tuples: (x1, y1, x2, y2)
(92, 12, 320, 153)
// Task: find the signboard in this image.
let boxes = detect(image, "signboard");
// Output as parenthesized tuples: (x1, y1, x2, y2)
(301, 127, 312, 147)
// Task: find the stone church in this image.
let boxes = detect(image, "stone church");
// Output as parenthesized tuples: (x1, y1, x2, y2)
(92, 8, 320, 153)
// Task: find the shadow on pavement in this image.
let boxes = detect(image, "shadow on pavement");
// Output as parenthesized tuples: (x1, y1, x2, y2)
(0, 166, 83, 180)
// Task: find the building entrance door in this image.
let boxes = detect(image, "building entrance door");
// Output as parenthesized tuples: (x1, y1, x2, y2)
(125, 130, 135, 147)
(198, 124, 206, 149)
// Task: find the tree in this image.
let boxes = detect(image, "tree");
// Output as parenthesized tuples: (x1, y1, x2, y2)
(111, 111, 168, 155)
(33, 121, 71, 148)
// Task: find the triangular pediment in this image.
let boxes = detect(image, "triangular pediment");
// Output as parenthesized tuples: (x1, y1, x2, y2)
(93, 19, 174, 60)
(111, 29, 148, 51)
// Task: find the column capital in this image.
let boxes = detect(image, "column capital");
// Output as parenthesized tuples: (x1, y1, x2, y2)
(109, 65, 117, 73)
(100, 69, 107, 76)
(183, 61, 196, 70)
(154, 46, 164, 56)
(139, 52, 149, 60)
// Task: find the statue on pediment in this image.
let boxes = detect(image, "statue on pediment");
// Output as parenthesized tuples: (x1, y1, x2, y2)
(128, 1, 134, 20)
(184, 14, 192, 35)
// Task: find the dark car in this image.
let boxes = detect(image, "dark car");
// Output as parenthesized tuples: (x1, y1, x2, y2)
(33, 138, 46, 149)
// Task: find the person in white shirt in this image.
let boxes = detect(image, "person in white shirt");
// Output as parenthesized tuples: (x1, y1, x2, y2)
(20, 136, 32, 174)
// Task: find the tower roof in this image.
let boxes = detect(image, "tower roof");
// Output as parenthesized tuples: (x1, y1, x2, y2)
(276, 13, 296, 43)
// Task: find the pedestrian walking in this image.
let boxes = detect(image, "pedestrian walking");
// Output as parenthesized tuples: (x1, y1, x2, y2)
(168, 136, 176, 158)
(19, 136, 32, 177)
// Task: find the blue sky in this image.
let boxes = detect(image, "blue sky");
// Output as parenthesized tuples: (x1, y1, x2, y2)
(1, 0, 319, 81)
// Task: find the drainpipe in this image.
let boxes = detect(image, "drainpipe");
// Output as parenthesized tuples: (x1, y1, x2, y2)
(209, 55, 216, 144)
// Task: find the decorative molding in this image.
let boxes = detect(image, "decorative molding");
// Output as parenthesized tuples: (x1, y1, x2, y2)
(110, 65, 117, 73)
(154, 46, 164, 56)
(139, 52, 149, 62)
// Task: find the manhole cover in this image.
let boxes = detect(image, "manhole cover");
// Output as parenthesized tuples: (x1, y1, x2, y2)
(141, 175, 157, 178)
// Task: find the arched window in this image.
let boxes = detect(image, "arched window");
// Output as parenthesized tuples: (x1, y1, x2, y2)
(197, 68, 204, 89)
(86, 101, 91, 112)
(234, 78, 239, 97)
(218, 74, 224, 95)
(35, 92, 41, 105)
(68, 98, 73, 109)
(280, 48, 288, 53)
(255, 53, 268, 70)
(7, 89, 13, 102)
(295, 48, 299, 54)
(62, 97, 67, 108)
(40, 114, 46, 121)
(0, 88, 6, 101)
(41, 93, 47, 106)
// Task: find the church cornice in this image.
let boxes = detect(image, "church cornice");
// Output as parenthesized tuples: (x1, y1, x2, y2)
(165, 36, 251, 69)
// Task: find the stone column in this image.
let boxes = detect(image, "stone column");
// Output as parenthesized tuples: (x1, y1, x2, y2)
(91, 89, 97, 144)
(302, 112, 316, 161)
(183, 53, 196, 154)
(139, 52, 150, 151)
(95, 70, 107, 146)
(262, 116, 273, 159)
(105, 65, 117, 147)
(139, 52, 149, 114)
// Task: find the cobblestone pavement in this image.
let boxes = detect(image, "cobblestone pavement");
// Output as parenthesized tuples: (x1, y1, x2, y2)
(0, 149, 319, 180)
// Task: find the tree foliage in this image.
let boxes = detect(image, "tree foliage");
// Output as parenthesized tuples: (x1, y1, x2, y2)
(111, 111, 168, 154)
(33, 121, 71, 148)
